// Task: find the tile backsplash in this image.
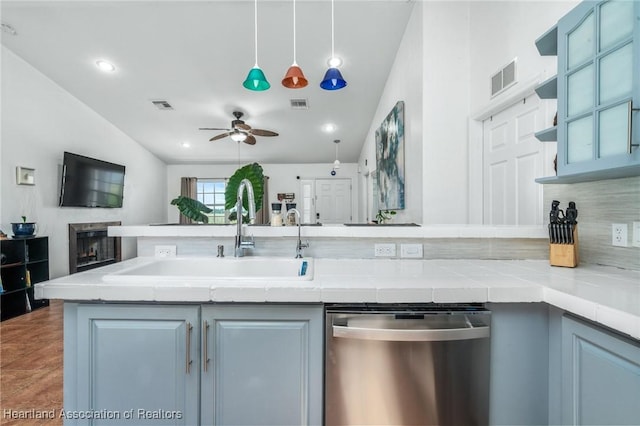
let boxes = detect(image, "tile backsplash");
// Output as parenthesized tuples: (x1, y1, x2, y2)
(544, 176, 640, 270)
(138, 237, 548, 261)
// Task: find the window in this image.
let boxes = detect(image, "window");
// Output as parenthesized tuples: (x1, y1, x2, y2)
(196, 179, 227, 224)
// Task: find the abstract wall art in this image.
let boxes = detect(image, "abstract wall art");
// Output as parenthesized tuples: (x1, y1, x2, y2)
(375, 101, 405, 210)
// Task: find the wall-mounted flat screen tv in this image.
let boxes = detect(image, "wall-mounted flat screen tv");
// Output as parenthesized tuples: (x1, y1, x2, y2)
(59, 152, 125, 208)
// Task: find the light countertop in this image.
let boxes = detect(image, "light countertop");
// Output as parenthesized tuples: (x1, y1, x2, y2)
(35, 257, 640, 340)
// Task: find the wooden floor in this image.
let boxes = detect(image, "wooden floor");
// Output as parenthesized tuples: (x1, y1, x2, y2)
(1, 301, 63, 425)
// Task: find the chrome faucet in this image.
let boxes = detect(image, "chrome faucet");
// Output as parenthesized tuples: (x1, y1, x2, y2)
(235, 179, 256, 257)
(286, 208, 309, 258)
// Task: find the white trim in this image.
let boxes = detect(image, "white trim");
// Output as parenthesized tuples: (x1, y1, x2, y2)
(472, 75, 542, 122)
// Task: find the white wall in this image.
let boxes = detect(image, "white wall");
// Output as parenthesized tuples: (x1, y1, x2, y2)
(421, 1, 471, 224)
(466, 1, 578, 223)
(166, 163, 358, 223)
(468, 1, 578, 114)
(1, 47, 167, 278)
(359, 1, 580, 225)
(358, 0, 423, 224)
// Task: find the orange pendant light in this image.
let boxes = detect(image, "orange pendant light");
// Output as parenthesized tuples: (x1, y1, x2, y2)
(282, 0, 308, 88)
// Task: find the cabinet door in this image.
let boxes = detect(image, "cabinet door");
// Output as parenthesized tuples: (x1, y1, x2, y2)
(562, 315, 640, 425)
(557, 0, 639, 176)
(70, 304, 199, 426)
(201, 304, 323, 426)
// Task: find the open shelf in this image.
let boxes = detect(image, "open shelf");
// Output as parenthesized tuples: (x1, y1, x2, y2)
(535, 126, 558, 142)
(1, 237, 49, 321)
(535, 75, 557, 99)
(535, 25, 558, 56)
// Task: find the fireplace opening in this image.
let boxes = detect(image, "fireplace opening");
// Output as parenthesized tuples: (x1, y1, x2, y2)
(69, 222, 122, 274)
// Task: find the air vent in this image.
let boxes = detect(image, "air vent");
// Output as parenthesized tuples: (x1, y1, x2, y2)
(290, 98, 309, 110)
(151, 100, 174, 110)
(490, 59, 517, 97)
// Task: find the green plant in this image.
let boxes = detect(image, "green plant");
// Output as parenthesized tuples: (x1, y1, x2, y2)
(376, 209, 396, 224)
(170, 196, 213, 223)
(21, 216, 27, 223)
(225, 163, 264, 222)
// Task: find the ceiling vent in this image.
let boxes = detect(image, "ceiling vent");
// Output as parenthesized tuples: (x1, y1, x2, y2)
(151, 100, 174, 110)
(290, 98, 309, 110)
(491, 59, 517, 98)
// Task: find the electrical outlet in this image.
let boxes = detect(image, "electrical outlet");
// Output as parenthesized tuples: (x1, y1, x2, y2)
(155, 245, 177, 257)
(611, 224, 628, 247)
(633, 222, 640, 248)
(374, 243, 396, 257)
(400, 244, 423, 258)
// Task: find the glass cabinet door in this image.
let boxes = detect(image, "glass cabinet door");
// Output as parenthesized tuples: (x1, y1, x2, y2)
(560, 0, 637, 172)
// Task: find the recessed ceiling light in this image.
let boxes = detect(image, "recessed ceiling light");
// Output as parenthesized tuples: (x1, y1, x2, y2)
(322, 123, 336, 133)
(95, 60, 116, 72)
(328, 57, 342, 68)
(180, 141, 191, 148)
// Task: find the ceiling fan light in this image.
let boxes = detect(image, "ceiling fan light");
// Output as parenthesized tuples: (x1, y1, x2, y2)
(320, 67, 347, 90)
(282, 65, 308, 89)
(243, 66, 271, 91)
(230, 130, 248, 142)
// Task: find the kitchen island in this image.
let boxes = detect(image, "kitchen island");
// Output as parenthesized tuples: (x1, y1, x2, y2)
(36, 257, 640, 426)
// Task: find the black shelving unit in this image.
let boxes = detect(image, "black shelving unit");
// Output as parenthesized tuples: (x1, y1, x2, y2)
(1, 236, 49, 321)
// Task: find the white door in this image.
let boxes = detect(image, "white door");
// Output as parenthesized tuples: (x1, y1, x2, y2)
(315, 179, 352, 224)
(483, 94, 550, 225)
(298, 179, 315, 224)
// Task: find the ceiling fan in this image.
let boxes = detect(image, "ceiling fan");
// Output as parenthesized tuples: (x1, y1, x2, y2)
(199, 111, 279, 145)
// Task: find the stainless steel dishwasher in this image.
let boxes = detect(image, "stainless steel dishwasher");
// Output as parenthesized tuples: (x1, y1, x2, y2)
(325, 304, 491, 425)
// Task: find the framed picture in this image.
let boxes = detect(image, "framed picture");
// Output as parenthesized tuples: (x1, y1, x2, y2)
(16, 166, 35, 185)
(375, 101, 405, 210)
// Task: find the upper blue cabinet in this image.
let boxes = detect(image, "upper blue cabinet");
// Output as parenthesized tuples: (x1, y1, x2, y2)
(536, 0, 640, 183)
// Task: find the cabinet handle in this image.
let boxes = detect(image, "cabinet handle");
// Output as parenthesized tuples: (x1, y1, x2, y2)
(186, 322, 193, 374)
(202, 320, 210, 373)
(630, 101, 639, 152)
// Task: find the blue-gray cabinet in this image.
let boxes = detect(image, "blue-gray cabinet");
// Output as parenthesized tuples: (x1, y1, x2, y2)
(535, 0, 640, 183)
(64, 302, 323, 426)
(201, 304, 323, 426)
(562, 315, 640, 425)
(66, 303, 200, 425)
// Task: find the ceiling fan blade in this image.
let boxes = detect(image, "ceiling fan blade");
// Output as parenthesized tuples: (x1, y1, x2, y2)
(250, 129, 279, 137)
(243, 135, 257, 145)
(235, 123, 251, 130)
(199, 127, 230, 131)
(209, 132, 231, 141)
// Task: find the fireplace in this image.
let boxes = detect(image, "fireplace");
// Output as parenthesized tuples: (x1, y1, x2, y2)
(69, 221, 121, 274)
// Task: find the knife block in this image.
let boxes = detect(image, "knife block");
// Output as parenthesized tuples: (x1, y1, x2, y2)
(549, 225, 579, 268)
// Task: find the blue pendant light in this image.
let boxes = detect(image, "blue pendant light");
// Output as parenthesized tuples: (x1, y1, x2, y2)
(320, 0, 347, 91)
(243, 0, 270, 91)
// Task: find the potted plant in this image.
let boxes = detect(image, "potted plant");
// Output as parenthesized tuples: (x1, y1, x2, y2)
(225, 163, 264, 223)
(170, 197, 213, 223)
(12, 216, 36, 237)
(375, 209, 396, 224)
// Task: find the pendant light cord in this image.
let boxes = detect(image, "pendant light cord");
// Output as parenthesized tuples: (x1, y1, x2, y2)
(331, 0, 335, 60)
(254, 0, 259, 67)
(292, 0, 297, 65)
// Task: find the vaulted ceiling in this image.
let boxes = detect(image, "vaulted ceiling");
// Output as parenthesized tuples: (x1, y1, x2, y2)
(1, 1, 415, 164)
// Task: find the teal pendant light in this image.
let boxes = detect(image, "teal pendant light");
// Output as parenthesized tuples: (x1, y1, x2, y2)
(320, 0, 347, 91)
(243, 0, 270, 91)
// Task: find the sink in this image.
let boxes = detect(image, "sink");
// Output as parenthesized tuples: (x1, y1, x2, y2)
(103, 257, 314, 282)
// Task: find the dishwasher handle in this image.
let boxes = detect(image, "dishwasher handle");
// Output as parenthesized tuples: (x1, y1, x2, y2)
(332, 322, 490, 342)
